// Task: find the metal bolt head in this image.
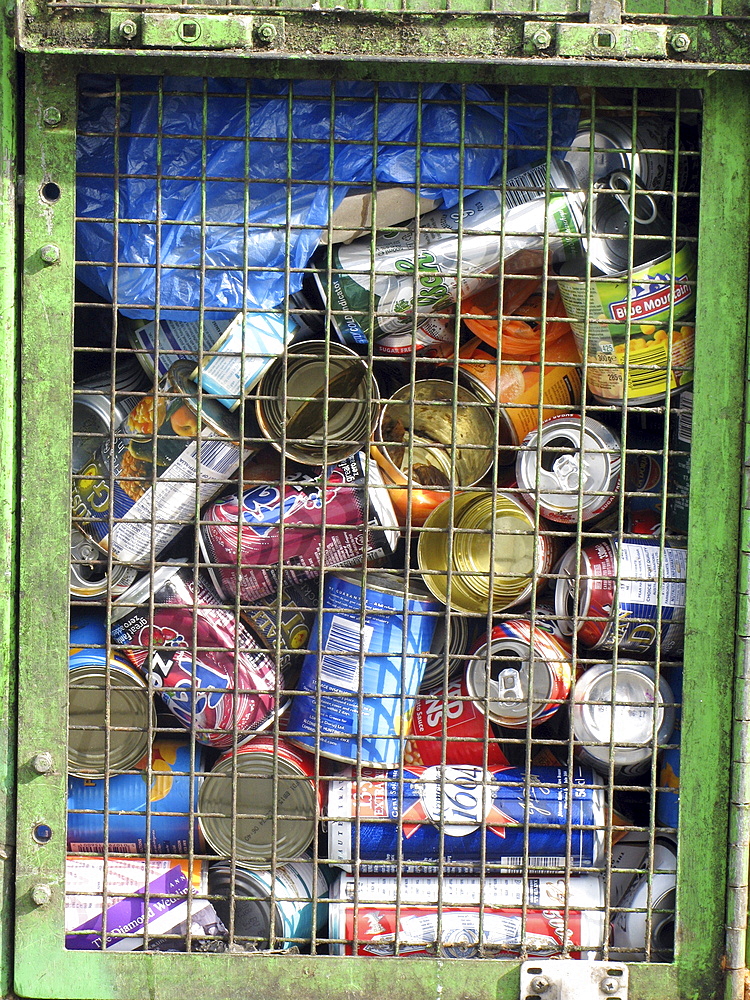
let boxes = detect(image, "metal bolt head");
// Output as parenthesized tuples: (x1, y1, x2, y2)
(531, 28, 552, 50)
(670, 31, 691, 52)
(256, 21, 277, 44)
(31, 884, 52, 907)
(118, 19, 138, 40)
(42, 107, 61, 128)
(39, 244, 60, 265)
(531, 977, 551, 995)
(601, 979, 620, 996)
(31, 752, 53, 774)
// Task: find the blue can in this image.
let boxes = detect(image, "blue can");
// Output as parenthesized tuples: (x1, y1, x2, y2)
(67, 739, 205, 854)
(70, 607, 108, 652)
(287, 571, 440, 768)
(657, 666, 682, 828)
(326, 764, 605, 871)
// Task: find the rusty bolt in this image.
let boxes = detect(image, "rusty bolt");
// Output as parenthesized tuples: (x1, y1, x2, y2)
(31, 884, 52, 907)
(670, 32, 691, 52)
(531, 977, 551, 995)
(31, 752, 53, 774)
(118, 19, 138, 40)
(39, 244, 60, 265)
(42, 107, 61, 128)
(601, 979, 620, 996)
(530, 28, 552, 50)
(256, 22, 277, 44)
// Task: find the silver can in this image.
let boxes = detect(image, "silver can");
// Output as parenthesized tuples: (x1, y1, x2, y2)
(611, 834, 677, 962)
(70, 527, 139, 602)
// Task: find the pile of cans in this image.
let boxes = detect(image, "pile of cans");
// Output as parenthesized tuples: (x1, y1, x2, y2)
(66, 86, 697, 959)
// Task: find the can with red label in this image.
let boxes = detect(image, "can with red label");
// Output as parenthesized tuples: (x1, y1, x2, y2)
(329, 872, 605, 958)
(466, 621, 573, 729)
(110, 564, 278, 748)
(404, 676, 509, 769)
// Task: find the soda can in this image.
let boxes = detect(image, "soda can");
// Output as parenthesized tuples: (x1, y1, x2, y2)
(68, 609, 155, 777)
(70, 527, 138, 602)
(197, 736, 320, 866)
(328, 872, 605, 959)
(607, 831, 651, 909)
(255, 341, 379, 466)
(611, 834, 677, 962)
(325, 764, 605, 872)
(667, 389, 692, 534)
(420, 614, 473, 691)
(287, 571, 440, 768)
(572, 662, 676, 776)
(657, 666, 682, 827)
(110, 564, 278, 749)
(72, 361, 244, 565)
(554, 538, 686, 658)
(200, 451, 399, 605)
(376, 314, 456, 356)
(418, 491, 555, 615)
(404, 675, 509, 769)
(516, 414, 621, 524)
(466, 621, 573, 730)
(208, 859, 331, 950)
(67, 738, 205, 854)
(65, 856, 224, 951)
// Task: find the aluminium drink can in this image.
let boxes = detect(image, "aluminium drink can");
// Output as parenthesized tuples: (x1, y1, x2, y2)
(611, 834, 677, 962)
(657, 665, 682, 828)
(325, 763, 605, 872)
(329, 872, 605, 959)
(70, 527, 138, 602)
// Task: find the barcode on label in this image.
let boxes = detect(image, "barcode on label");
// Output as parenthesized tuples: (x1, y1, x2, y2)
(677, 390, 693, 443)
(68, 843, 139, 854)
(320, 616, 374, 691)
(505, 163, 548, 211)
(197, 439, 242, 478)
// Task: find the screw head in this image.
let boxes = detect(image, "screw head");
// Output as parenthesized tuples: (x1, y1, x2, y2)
(531, 977, 551, 995)
(31, 883, 52, 907)
(670, 31, 691, 52)
(531, 28, 552, 50)
(256, 21, 277, 44)
(42, 107, 61, 128)
(31, 752, 53, 774)
(118, 19, 138, 40)
(601, 979, 620, 996)
(39, 244, 60, 265)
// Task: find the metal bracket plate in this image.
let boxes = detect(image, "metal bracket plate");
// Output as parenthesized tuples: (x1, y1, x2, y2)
(108, 12, 284, 50)
(520, 960, 629, 1000)
(523, 20, 688, 59)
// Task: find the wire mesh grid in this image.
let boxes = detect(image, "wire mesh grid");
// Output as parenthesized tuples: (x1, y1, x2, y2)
(67, 76, 701, 961)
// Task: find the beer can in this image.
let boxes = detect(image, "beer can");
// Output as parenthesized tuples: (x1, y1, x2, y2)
(67, 738, 205, 854)
(325, 764, 605, 872)
(404, 675, 509, 769)
(657, 666, 682, 827)
(611, 834, 677, 962)
(208, 859, 331, 950)
(516, 414, 621, 524)
(466, 621, 573, 729)
(287, 571, 440, 768)
(65, 856, 223, 951)
(554, 538, 686, 657)
(329, 873, 605, 959)
(667, 389, 692, 534)
(572, 662, 676, 776)
(72, 361, 244, 565)
(200, 451, 399, 604)
(255, 341, 378, 466)
(70, 527, 138, 602)
(110, 564, 278, 749)
(197, 736, 319, 866)
(420, 614, 473, 691)
(418, 491, 554, 615)
(68, 609, 155, 777)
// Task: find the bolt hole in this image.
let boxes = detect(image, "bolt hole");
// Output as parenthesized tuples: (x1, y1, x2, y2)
(595, 30, 615, 47)
(179, 21, 200, 39)
(41, 182, 61, 204)
(33, 823, 53, 844)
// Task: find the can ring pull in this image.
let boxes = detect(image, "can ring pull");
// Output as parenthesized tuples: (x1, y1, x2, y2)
(605, 170, 658, 226)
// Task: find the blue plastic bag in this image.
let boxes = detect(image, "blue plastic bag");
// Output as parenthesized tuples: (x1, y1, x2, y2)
(76, 77, 579, 321)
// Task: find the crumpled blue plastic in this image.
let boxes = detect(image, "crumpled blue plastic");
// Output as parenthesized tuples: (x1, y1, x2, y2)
(76, 76, 579, 321)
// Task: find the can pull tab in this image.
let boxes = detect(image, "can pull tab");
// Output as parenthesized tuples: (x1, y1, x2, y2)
(496, 668, 525, 702)
(551, 453, 585, 491)
(606, 170, 659, 226)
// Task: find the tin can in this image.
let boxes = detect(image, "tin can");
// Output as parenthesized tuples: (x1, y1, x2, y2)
(68, 609, 155, 777)
(608, 831, 651, 910)
(70, 527, 138, 602)
(325, 764, 605, 872)
(418, 491, 555, 615)
(329, 872, 605, 959)
(67, 738, 205, 854)
(667, 389, 692, 533)
(466, 621, 573, 729)
(554, 538, 686, 657)
(657, 666, 682, 827)
(255, 341, 378, 466)
(110, 564, 278, 748)
(75, 356, 153, 395)
(404, 675, 509, 769)
(71, 361, 244, 565)
(208, 859, 331, 950)
(624, 430, 665, 519)
(65, 857, 223, 951)
(572, 662, 675, 776)
(320, 158, 585, 346)
(197, 736, 319, 865)
(200, 451, 399, 604)
(72, 389, 143, 474)
(516, 414, 621, 524)
(239, 579, 318, 678)
(287, 571, 440, 768)
(611, 834, 677, 962)
(420, 614, 473, 691)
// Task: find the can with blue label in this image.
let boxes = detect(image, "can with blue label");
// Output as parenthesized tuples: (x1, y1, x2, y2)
(67, 738, 205, 854)
(325, 764, 605, 872)
(657, 666, 682, 828)
(287, 571, 440, 768)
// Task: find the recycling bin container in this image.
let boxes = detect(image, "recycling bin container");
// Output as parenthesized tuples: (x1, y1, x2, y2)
(9, 3, 750, 1000)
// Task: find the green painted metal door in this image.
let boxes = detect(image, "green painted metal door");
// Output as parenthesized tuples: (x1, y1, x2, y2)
(10, 8, 750, 1000)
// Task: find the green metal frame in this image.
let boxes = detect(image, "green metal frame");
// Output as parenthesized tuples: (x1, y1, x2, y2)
(12, 49, 750, 1000)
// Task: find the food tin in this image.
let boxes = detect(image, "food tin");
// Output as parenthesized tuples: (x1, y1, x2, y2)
(466, 621, 573, 730)
(70, 527, 138, 602)
(325, 764, 605, 872)
(208, 859, 331, 950)
(611, 834, 677, 962)
(255, 341, 378, 466)
(197, 736, 319, 865)
(572, 662, 676, 776)
(287, 571, 440, 768)
(516, 414, 621, 524)
(200, 451, 398, 604)
(554, 538, 686, 658)
(71, 361, 244, 565)
(239, 578, 318, 678)
(110, 564, 278, 748)
(67, 738, 205, 854)
(420, 614, 473, 691)
(329, 873, 605, 959)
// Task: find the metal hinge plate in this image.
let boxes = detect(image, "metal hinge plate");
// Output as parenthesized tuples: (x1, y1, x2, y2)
(520, 961, 629, 1000)
(108, 12, 284, 50)
(523, 20, 692, 59)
